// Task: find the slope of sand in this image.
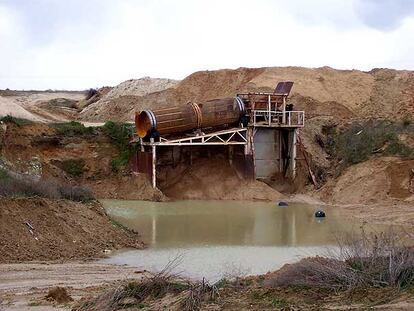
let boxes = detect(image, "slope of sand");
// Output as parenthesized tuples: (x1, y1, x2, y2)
(0, 198, 144, 263)
(160, 156, 284, 201)
(79, 66, 414, 122)
(317, 157, 414, 205)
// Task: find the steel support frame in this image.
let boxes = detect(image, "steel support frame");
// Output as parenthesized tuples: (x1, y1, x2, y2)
(139, 127, 248, 147)
(140, 128, 248, 188)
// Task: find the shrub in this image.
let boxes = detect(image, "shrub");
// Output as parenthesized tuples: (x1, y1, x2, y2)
(0, 176, 60, 199)
(85, 88, 98, 100)
(103, 121, 135, 171)
(325, 119, 414, 165)
(51, 121, 95, 136)
(0, 115, 33, 126)
(0, 171, 95, 202)
(265, 229, 414, 291)
(59, 185, 94, 202)
(62, 159, 86, 177)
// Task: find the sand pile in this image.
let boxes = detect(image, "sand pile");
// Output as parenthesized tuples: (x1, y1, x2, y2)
(78, 66, 414, 123)
(81, 77, 179, 118)
(160, 155, 284, 201)
(103, 77, 179, 100)
(0, 197, 143, 263)
(318, 157, 414, 205)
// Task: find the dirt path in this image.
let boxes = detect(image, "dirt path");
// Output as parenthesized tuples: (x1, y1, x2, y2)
(0, 262, 145, 310)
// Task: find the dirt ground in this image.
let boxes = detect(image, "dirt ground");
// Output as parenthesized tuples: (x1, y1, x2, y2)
(0, 91, 84, 123)
(0, 197, 144, 263)
(0, 262, 145, 311)
(1, 259, 414, 311)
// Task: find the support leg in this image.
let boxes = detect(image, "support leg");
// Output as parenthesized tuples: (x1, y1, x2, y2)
(152, 143, 156, 188)
(291, 129, 297, 179)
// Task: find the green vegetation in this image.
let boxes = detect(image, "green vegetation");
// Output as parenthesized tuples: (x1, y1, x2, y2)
(51, 121, 95, 136)
(102, 121, 135, 171)
(325, 119, 414, 166)
(0, 170, 94, 202)
(0, 168, 9, 180)
(62, 159, 86, 177)
(0, 115, 33, 126)
(271, 298, 289, 307)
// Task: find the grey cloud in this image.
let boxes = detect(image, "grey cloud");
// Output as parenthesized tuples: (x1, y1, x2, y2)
(354, 0, 414, 31)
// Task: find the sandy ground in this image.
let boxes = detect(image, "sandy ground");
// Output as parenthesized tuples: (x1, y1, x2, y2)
(0, 262, 144, 310)
(0, 92, 84, 123)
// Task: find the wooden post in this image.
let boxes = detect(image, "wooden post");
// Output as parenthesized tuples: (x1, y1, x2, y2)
(282, 96, 286, 124)
(151, 139, 156, 188)
(228, 145, 233, 165)
(291, 129, 297, 179)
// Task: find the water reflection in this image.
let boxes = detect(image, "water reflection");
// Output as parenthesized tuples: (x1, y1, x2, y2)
(101, 200, 362, 282)
(102, 200, 352, 248)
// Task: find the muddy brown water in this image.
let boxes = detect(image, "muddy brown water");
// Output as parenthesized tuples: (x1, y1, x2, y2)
(101, 200, 361, 282)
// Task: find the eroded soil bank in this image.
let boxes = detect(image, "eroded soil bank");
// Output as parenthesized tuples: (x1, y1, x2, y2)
(0, 197, 144, 263)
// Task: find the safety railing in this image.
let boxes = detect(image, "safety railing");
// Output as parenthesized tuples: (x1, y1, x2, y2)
(252, 110, 305, 127)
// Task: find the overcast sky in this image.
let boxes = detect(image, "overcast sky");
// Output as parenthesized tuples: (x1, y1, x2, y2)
(1, 0, 414, 90)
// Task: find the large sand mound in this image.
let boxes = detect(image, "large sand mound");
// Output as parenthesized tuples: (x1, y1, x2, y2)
(79, 66, 414, 122)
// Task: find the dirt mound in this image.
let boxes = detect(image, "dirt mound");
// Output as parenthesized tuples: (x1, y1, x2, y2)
(84, 173, 165, 201)
(160, 155, 284, 201)
(45, 287, 73, 303)
(0, 197, 144, 263)
(78, 66, 414, 123)
(81, 77, 179, 118)
(102, 77, 179, 100)
(318, 157, 414, 205)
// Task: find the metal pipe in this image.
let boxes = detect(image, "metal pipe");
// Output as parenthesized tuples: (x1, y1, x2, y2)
(135, 97, 245, 138)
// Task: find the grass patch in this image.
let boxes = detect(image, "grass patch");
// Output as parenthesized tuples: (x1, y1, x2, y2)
(51, 121, 95, 136)
(0, 115, 33, 126)
(325, 119, 414, 166)
(271, 297, 289, 307)
(62, 159, 86, 177)
(102, 121, 135, 171)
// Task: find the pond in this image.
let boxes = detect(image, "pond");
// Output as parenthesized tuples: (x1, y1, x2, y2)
(101, 200, 359, 282)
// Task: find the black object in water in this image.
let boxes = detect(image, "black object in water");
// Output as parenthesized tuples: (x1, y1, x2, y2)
(315, 210, 326, 218)
(278, 201, 289, 207)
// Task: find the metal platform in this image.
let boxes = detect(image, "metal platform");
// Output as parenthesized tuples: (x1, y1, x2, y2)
(137, 127, 248, 146)
(251, 110, 304, 128)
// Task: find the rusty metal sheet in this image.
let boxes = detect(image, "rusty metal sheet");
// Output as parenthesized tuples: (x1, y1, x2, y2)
(274, 81, 294, 95)
(130, 151, 153, 180)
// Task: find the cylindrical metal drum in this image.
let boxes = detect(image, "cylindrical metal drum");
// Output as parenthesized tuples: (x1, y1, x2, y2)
(135, 97, 245, 138)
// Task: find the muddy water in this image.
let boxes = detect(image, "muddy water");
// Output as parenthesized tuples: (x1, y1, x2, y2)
(101, 200, 358, 282)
